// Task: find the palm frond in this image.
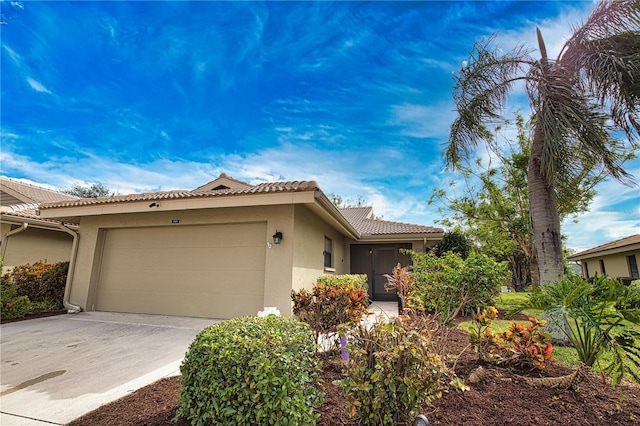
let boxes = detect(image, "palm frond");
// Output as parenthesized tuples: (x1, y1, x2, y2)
(561, 0, 640, 144)
(447, 39, 532, 169)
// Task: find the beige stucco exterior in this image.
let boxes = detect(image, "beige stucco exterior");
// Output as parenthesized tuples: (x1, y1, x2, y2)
(568, 235, 640, 280)
(50, 196, 356, 318)
(37, 176, 443, 319)
(577, 249, 640, 279)
(1, 222, 74, 271)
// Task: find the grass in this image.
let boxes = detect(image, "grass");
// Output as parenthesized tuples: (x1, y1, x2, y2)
(457, 292, 640, 383)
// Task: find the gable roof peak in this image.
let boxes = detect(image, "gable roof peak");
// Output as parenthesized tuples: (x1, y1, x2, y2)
(192, 173, 253, 192)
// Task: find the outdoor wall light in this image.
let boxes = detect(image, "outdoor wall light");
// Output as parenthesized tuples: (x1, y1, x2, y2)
(272, 230, 283, 245)
(149, 202, 160, 208)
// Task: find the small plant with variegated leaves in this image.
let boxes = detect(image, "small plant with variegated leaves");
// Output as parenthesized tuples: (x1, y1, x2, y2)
(470, 306, 554, 371)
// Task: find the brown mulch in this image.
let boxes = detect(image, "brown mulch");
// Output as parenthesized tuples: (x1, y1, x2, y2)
(66, 313, 640, 426)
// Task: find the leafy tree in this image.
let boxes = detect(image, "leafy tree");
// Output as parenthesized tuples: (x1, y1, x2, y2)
(432, 115, 607, 289)
(328, 193, 368, 208)
(63, 182, 112, 198)
(433, 228, 472, 259)
(446, 1, 639, 284)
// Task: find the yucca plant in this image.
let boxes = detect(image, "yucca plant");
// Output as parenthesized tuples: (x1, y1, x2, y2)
(512, 275, 640, 385)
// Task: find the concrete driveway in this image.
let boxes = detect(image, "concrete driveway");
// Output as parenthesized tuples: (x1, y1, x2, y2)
(0, 312, 217, 425)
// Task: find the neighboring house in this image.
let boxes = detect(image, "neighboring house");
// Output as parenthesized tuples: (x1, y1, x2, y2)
(38, 174, 443, 318)
(567, 234, 640, 282)
(0, 177, 79, 271)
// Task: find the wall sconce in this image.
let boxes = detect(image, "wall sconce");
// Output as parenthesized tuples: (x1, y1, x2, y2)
(272, 230, 283, 245)
(149, 202, 160, 208)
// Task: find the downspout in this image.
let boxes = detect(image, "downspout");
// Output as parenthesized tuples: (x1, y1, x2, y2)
(1, 222, 29, 260)
(56, 223, 82, 313)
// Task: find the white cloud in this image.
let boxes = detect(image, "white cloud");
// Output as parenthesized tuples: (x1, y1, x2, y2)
(26, 77, 52, 94)
(388, 102, 456, 139)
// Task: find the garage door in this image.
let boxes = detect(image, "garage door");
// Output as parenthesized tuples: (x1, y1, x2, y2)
(95, 222, 266, 318)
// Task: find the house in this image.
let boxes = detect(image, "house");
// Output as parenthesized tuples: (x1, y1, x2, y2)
(567, 234, 640, 282)
(0, 177, 79, 271)
(38, 174, 443, 318)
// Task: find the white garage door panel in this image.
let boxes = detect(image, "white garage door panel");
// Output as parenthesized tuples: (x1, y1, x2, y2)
(96, 223, 266, 318)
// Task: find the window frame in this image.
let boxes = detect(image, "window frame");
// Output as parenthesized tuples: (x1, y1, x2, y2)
(323, 236, 333, 269)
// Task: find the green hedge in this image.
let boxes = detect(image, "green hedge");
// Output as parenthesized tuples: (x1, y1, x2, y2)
(315, 274, 368, 292)
(176, 315, 324, 425)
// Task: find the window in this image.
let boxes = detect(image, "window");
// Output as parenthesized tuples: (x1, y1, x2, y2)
(599, 259, 606, 275)
(584, 262, 589, 278)
(324, 237, 332, 268)
(628, 255, 639, 279)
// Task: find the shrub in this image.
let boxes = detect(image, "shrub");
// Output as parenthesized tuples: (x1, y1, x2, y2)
(176, 315, 324, 426)
(3, 261, 68, 309)
(315, 274, 368, 292)
(514, 275, 640, 385)
(1, 283, 33, 320)
(292, 274, 370, 344)
(337, 321, 451, 425)
(406, 251, 509, 322)
(470, 306, 554, 371)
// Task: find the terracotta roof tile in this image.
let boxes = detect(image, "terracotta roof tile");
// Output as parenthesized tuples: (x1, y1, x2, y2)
(1, 177, 78, 204)
(0, 203, 72, 225)
(339, 206, 442, 236)
(568, 234, 640, 259)
(40, 180, 321, 209)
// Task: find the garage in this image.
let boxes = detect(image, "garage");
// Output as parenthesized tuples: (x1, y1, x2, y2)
(94, 222, 267, 318)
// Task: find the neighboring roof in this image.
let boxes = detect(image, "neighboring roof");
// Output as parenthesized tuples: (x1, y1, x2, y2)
(0, 178, 79, 228)
(0, 177, 77, 205)
(339, 206, 443, 238)
(567, 234, 640, 260)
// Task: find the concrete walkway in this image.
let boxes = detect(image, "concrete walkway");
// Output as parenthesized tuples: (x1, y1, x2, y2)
(1, 312, 217, 425)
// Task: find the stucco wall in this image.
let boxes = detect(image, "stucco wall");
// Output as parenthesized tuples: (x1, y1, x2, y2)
(291, 205, 348, 293)
(581, 249, 640, 279)
(1, 224, 73, 270)
(70, 205, 298, 316)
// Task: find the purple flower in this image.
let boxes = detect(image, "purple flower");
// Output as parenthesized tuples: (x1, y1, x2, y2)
(340, 335, 349, 362)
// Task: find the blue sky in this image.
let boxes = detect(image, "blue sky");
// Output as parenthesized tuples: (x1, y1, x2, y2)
(1, 0, 638, 253)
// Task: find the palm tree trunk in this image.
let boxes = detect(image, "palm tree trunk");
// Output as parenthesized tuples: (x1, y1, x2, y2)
(529, 245, 540, 288)
(527, 121, 565, 285)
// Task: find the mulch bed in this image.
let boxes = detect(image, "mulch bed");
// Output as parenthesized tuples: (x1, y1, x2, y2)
(66, 313, 640, 426)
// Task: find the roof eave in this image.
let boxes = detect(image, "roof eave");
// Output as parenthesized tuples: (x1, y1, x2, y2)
(357, 232, 444, 242)
(0, 213, 78, 231)
(567, 243, 640, 260)
(311, 191, 360, 240)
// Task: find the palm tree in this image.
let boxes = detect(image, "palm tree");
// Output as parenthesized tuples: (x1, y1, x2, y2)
(446, 0, 639, 285)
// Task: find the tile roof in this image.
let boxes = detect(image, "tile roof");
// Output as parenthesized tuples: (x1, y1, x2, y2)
(568, 234, 640, 259)
(0, 177, 78, 204)
(40, 180, 320, 209)
(339, 206, 443, 236)
(0, 203, 71, 226)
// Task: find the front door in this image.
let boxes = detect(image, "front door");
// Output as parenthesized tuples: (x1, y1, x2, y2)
(350, 244, 412, 301)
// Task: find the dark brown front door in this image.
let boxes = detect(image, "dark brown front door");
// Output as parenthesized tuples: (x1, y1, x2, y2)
(350, 244, 412, 301)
